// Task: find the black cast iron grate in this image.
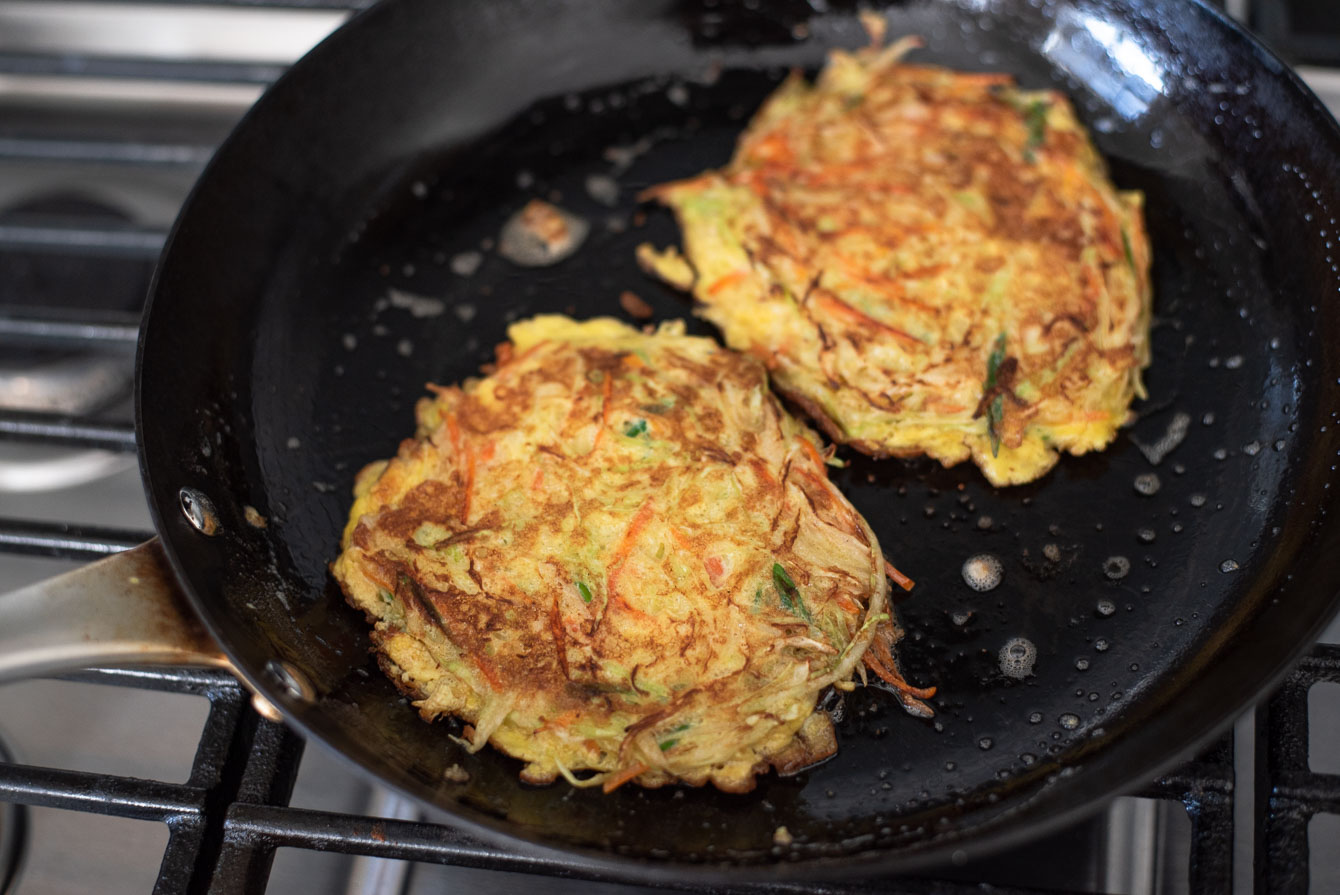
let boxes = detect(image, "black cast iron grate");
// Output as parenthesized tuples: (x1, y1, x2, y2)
(0, 656, 1245, 895)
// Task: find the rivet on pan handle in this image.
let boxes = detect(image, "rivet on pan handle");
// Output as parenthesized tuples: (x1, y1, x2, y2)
(0, 538, 232, 681)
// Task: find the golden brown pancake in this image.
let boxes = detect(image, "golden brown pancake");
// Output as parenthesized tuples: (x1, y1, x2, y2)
(639, 35, 1153, 486)
(332, 315, 930, 792)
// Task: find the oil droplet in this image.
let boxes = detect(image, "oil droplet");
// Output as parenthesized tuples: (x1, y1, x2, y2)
(1133, 473, 1161, 496)
(1028, 712, 1043, 724)
(1137, 528, 1156, 543)
(978, 737, 994, 751)
(1096, 599, 1116, 617)
(1274, 439, 1287, 452)
(1075, 658, 1090, 671)
(285, 436, 301, 450)
(976, 515, 993, 530)
(1019, 752, 1037, 766)
(1225, 354, 1244, 369)
(1095, 638, 1110, 652)
(962, 554, 1003, 591)
(945, 761, 957, 772)
(450, 251, 483, 277)
(998, 637, 1037, 679)
(1243, 441, 1261, 456)
(1190, 493, 1207, 507)
(1058, 713, 1080, 730)
(1103, 556, 1131, 580)
(1220, 559, 1240, 573)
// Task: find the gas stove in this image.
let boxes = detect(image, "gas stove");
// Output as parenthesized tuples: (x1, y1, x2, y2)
(0, 3, 1337, 893)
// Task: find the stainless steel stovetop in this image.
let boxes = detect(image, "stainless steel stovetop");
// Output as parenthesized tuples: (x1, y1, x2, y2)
(0, 3, 1337, 894)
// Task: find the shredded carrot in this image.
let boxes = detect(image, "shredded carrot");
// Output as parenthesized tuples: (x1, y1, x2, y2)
(425, 382, 454, 397)
(592, 374, 614, 450)
(864, 647, 937, 701)
(704, 555, 725, 581)
(751, 132, 793, 164)
(707, 270, 751, 296)
(602, 761, 651, 794)
(668, 526, 694, 552)
(612, 500, 655, 566)
(885, 562, 915, 592)
(621, 353, 645, 369)
(835, 594, 863, 615)
(538, 708, 580, 733)
(530, 468, 545, 492)
(814, 293, 922, 346)
(473, 656, 502, 691)
(478, 442, 495, 462)
(607, 500, 656, 613)
(797, 436, 827, 471)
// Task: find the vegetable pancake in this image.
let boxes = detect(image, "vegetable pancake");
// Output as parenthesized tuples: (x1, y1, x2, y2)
(332, 316, 930, 793)
(638, 34, 1153, 486)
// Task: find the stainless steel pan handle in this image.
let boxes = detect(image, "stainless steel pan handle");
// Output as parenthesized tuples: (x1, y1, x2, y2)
(0, 538, 231, 681)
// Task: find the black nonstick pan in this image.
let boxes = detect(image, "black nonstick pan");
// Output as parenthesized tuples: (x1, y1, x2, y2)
(7, 0, 1340, 883)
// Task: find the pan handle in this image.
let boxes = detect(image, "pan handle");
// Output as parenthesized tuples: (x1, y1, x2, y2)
(0, 538, 232, 682)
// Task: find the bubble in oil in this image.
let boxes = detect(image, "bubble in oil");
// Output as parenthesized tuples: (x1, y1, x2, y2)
(962, 554, 1003, 592)
(1243, 441, 1261, 456)
(998, 637, 1037, 679)
(1075, 658, 1090, 671)
(1058, 713, 1080, 730)
(1220, 559, 1240, 573)
(1133, 473, 1161, 496)
(1096, 599, 1116, 617)
(1028, 712, 1043, 724)
(1137, 528, 1156, 543)
(978, 737, 994, 751)
(950, 610, 974, 627)
(1095, 638, 1110, 652)
(1103, 556, 1131, 580)
(1190, 493, 1207, 507)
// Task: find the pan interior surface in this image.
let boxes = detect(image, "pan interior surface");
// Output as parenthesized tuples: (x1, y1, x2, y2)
(138, 0, 1340, 875)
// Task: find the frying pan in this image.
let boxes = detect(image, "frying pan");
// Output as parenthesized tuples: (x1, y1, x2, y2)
(3, 0, 1340, 882)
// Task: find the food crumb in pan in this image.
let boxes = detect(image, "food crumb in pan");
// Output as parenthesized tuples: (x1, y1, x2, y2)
(396, 339, 413, 357)
(243, 505, 267, 528)
(454, 302, 477, 323)
(442, 764, 470, 783)
(1041, 543, 1061, 562)
(772, 826, 794, 847)
(498, 199, 589, 267)
(1058, 713, 1080, 730)
(618, 290, 654, 319)
(1220, 559, 1240, 573)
